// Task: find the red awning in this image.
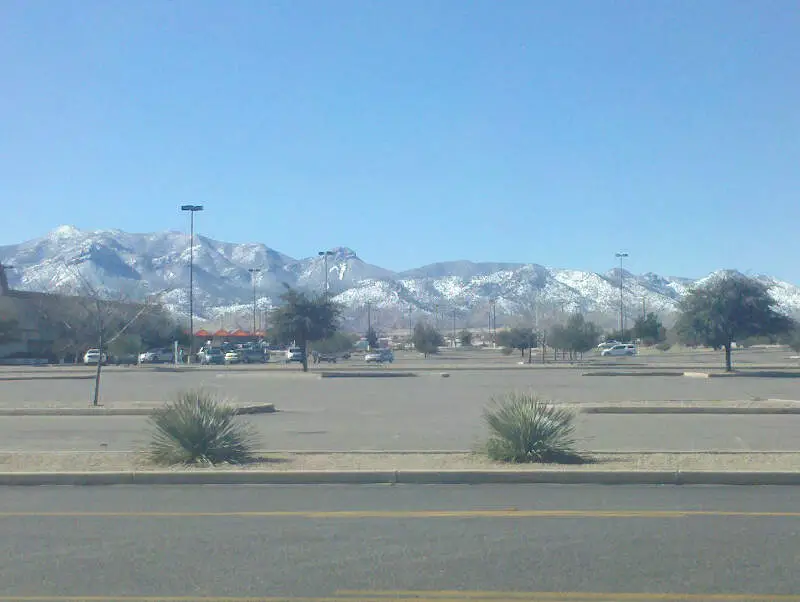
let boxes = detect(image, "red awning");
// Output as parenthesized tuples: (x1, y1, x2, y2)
(229, 329, 250, 337)
(194, 329, 211, 337)
(213, 329, 230, 337)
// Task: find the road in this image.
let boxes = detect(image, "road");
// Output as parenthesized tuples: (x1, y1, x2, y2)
(2, 413, 799, 451)
(0, 484, 798, 600)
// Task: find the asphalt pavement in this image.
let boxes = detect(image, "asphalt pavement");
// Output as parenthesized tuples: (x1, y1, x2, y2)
(0, 484, 798, 600)
(2, 412, 798, 451)
(3, 365, 800, 408)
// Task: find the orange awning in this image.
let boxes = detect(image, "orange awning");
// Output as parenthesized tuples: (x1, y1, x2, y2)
(213, 329, 230, 337)
(194, 329, 211, 337)
(230, 329, 250, 337)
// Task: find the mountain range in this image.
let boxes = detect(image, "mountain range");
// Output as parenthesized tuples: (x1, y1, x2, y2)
(2, 225, 800, 332)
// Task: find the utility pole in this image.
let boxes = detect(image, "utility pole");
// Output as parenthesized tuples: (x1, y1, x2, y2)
(181, 204, 203, 363)
(615, 251, 629, 335)
(642, 298, 646, 321)
(248, 267, 261, 334)
(452, 309, 457, 348)
(366, 301, 372, 350)
(0, 263, 13, 295)
(318, 250, 334, 296)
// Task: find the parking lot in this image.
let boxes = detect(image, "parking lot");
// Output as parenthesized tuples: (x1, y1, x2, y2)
(0, 346, 799, 453)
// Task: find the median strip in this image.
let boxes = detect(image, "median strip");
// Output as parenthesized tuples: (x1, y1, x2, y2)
(0, 451, 799, 485)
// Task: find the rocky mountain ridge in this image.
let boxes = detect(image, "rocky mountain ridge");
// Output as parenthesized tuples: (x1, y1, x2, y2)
(2, 226, 798, 331)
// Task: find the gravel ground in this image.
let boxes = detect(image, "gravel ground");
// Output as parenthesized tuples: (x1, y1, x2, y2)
(1, 451, 799, 472)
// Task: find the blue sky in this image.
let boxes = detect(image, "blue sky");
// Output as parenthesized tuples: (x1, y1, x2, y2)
(1, 0, 798, 281)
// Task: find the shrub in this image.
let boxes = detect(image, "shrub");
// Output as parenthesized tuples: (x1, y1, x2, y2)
(147, 389, 257, 465)
(655, 342, 672, 352)
(483, 392, 585, 464)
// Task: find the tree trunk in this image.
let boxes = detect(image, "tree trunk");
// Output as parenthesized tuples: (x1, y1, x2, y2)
(724, 342, 732, 372)
(520, 348, 524, 358)
(528, 347, 532, 364)
(302, 341, 309, 372)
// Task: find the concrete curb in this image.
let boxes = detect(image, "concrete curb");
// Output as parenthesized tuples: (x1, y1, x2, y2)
(581, 406, 800, 415)
(582, 371, 685, 377)
(3, 469, 800, 486)
(318, 371, 417, 378)
(0, 403, 276, 417)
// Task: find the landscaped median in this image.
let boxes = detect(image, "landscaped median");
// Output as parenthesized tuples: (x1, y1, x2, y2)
(0, 402, 275, 416)
(1, 451, 800, 485)
(577, 399, 800, 414)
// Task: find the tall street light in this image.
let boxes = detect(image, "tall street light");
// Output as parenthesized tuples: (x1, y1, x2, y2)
(248, 267, 261, 334)
(318, 250, 334, 296)
(181, 204, 203, 363)
(615, 251, 629, 335)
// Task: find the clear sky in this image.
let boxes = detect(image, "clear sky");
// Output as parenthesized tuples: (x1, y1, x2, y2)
(1, 0, 798, 281)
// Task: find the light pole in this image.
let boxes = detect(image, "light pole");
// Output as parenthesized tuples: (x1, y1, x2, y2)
(452, 309, 457, 348)
(318, 250, 334, 296)
(0, 263, 14, 295)
(615, 252, 629, 335)
(181, 204, 203, 363)
(248, 267, 261, 334)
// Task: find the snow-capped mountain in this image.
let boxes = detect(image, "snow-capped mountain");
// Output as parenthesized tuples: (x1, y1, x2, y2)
(2, 226, 799, 331)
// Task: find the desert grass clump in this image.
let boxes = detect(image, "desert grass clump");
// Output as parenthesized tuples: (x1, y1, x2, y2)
(148, 389, 256, 465)
(484, 392, 585, 464)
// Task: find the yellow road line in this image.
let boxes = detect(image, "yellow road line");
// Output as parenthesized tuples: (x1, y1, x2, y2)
(4, 594, 800, 602)
(341, 593, 800, 601)
(0, 509, 799, 518)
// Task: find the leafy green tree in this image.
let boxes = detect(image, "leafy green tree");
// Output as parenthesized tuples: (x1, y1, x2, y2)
(458, 329, 473, 347)
(633, 312, 666, 344)
(786, 328, 800, 354)
(270, 287, 341, 371)
(549, 315, 601, 360)
(365, 327, 379, 350)
(565, 313, 601, 358)
(605, 328, 634, 343)
(675, 274, 793, 371)
(313, 331, 358, 355)
(497, 327, 537, 358)
(0, 318, 19, 344)
(413, 321, 444, 357)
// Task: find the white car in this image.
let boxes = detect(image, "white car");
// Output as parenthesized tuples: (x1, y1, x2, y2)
(601, 344, 637, 357)
(83, 349, 107, 364)
(285, 347, 305, 363)
(138, 348, 174, 364)
(224, 350, 241, 364)
(365, 349, 394, 363)
(597, 340, 620, 351)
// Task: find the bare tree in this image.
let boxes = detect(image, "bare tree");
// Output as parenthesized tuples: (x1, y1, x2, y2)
(60, 266, 166, 405)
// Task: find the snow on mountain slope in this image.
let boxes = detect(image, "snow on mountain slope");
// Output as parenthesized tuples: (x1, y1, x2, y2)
(2, 226, 800, 328)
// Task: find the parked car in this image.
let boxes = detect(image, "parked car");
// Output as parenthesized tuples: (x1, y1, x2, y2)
(224, 350, 241, 364)
(596, 340, 620, 351)
(285, 347, 305, 363)
(316, 353, 338, 363)
(138, 348, 174, 364)
(601, 344, 637, 357)
(198, 347, 225, 365)
(83, 349, 107, 364)
(237, 346, 268, 363)
(365, 349, 394, 363)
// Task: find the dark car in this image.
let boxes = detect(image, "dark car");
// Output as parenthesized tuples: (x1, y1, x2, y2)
(238, 347, 269, 363)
